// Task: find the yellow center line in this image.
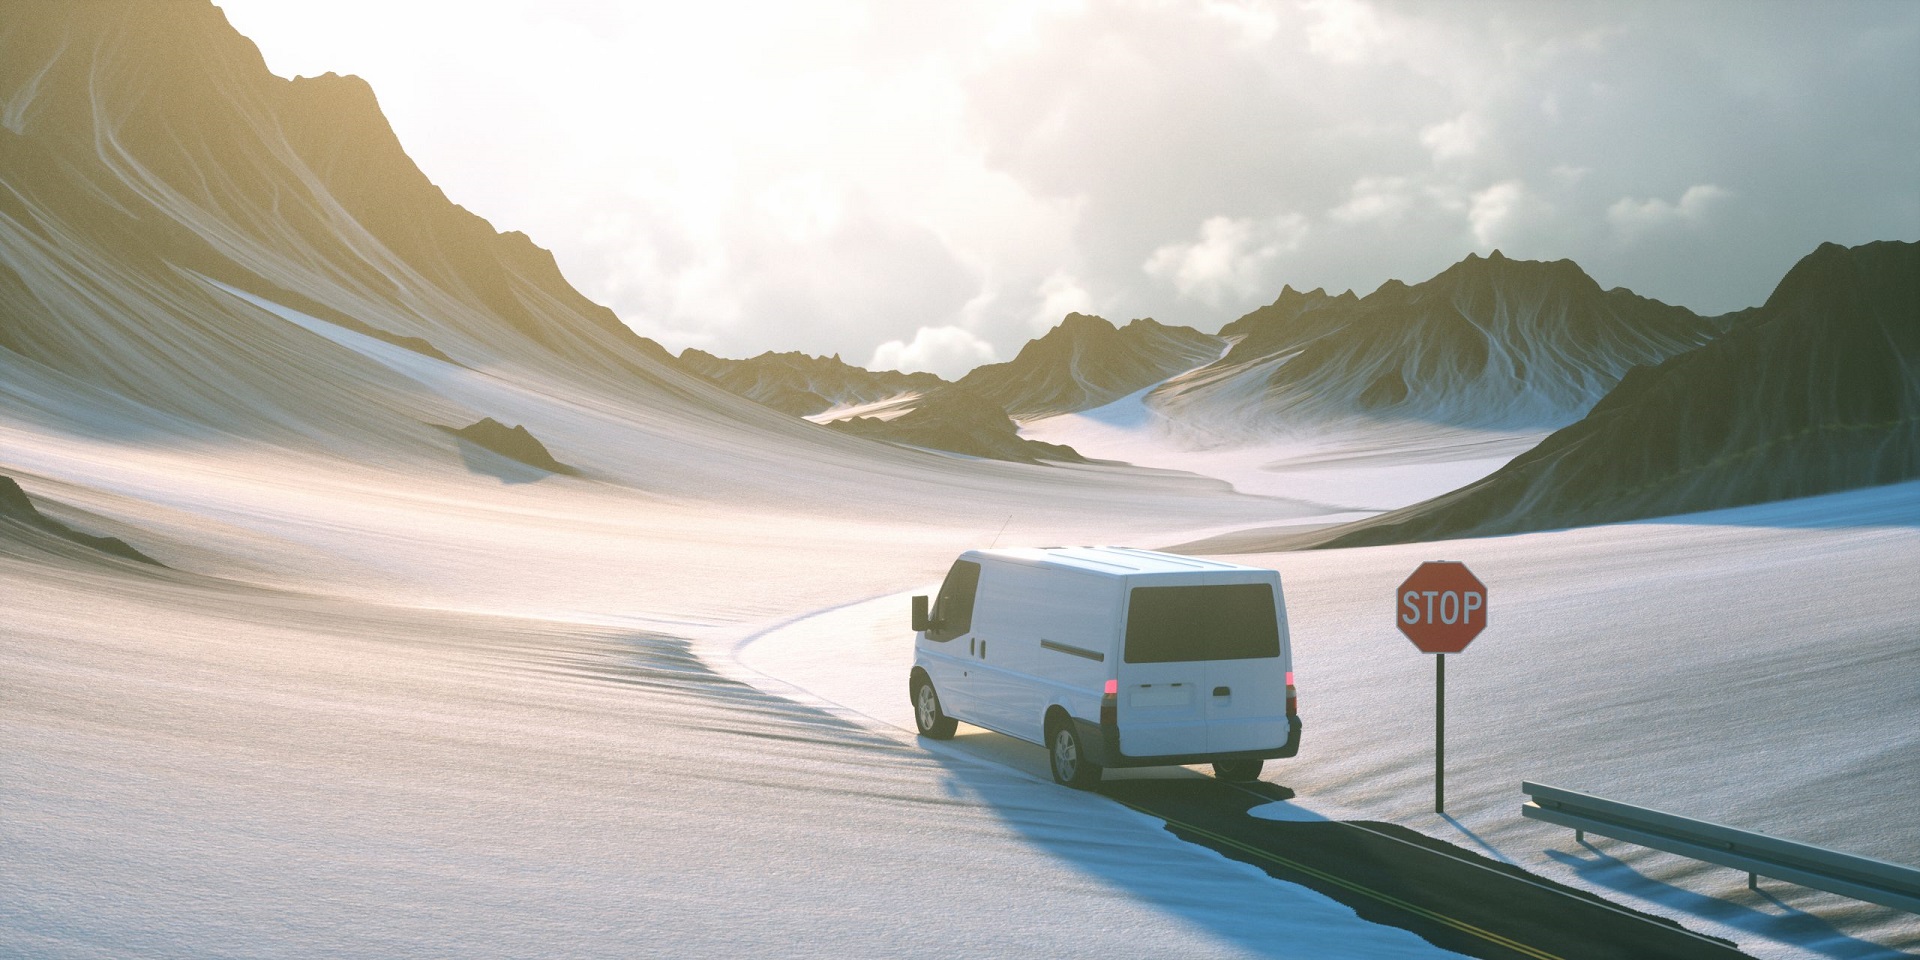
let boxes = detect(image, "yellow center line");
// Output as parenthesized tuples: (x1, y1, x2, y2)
(1111, 796, 1569, 960)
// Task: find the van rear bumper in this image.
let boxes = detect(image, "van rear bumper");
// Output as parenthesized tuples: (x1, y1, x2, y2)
(1076, 715, 1301, 769)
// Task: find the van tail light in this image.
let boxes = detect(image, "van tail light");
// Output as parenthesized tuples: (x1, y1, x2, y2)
(1100, 678, 1117, 727)
(1104, 679, 1118, 695)
(1285, 671, 1298, 716)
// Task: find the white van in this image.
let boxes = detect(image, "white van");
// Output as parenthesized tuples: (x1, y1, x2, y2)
(908, 546, 1300, 788)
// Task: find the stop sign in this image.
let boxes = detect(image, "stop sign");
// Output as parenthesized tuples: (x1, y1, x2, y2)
(1397, 561, 1487, 653)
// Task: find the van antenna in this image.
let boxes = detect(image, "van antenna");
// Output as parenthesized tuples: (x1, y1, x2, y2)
(987, 514, 1012, 549)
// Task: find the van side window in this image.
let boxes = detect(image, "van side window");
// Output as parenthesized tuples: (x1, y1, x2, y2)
(928, 560, 982, 642)
(1125, 583, 1279, 663)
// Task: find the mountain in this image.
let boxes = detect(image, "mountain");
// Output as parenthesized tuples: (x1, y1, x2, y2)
(679, 349, 945, 417)
(955, 314, 1223, 419)
(1148, 252, 1717, 435)
(0, 1, 702, 447)
(1305, 241, 1919, 546)
(828, 386, 1087, 464)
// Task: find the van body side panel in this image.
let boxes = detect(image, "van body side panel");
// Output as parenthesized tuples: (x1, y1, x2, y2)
(1015, 568, 1121, 742)
(968, 563, 1119, 744)
(964, 560, 1025, 736)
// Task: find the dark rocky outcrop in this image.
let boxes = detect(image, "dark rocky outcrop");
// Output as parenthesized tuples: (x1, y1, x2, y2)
(1301, 240, 1920, 546)
(679, 349, 945, 417)
(0, 475, 163, 565)
(955, 314, 1222, 419)
(440, 418, 579, 475)
(829, 387, 1086, 464)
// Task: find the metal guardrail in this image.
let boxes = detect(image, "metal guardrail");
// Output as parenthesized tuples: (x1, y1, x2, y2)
(1521, 781, 1920, 914)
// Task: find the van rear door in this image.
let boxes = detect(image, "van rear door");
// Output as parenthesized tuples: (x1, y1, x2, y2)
(1117, 585, 1210, 757)
(1120, 581, 1285, 757)
(1198, 581, 1288, 753)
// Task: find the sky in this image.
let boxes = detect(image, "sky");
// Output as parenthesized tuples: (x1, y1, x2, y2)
(216, 0, 1920, 378)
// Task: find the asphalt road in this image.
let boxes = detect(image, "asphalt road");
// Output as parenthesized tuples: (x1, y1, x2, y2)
(1098, 778, 1756, 960)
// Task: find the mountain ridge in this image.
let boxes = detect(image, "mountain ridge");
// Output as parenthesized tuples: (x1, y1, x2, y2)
(1294, 239, 1920, 546)
(1148, 249, 1718, 436)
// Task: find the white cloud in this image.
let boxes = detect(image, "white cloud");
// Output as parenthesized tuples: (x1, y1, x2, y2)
(1419, 112, 1486, 162)
(1330, 176, 1415, 224)
(1607, 184, 1732, 237)
(220, 0, 1918, 343)
(1030, 271, 1097, 330)
(869, 325, 998, 379)
(1467, 180, 1539, 248)
(1303, 0, 1387, 63)
(1144, 213, 1310, 305)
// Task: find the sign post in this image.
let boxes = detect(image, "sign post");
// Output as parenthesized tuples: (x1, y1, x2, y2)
(1396, 561, 1487, 814)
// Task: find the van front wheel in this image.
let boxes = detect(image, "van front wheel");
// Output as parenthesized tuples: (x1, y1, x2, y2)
(1048, 720, 1102, 789)
(1213, 759, 1264, 782)
(911, 676, 957, 739)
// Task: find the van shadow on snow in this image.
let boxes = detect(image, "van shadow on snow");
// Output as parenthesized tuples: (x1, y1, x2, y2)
(530, 631, 1382, 959)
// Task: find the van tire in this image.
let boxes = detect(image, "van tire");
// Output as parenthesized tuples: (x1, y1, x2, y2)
(1046, 716, 1102, 789)
(1212, 759, 1264, 782)
(911, 674, 958, 739)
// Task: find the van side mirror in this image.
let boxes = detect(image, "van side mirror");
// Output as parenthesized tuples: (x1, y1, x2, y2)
(911, 595, 930, 633)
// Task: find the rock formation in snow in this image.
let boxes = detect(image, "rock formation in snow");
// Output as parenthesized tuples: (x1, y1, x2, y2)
(441, 419, 579, 475)
(0, 475, 161, 565)
(679, 349, 945, 417)
(956, 314, 1223, 420)
(829, 386, 1087, 464)
(1150, 252, 1718, 436)
(1307, 240, 1920, 545)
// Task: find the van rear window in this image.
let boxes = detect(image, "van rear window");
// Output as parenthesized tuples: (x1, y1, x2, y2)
(1124, 584, 1279, 663)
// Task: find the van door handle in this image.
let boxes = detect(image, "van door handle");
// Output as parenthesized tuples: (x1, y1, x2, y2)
(1213, 686, 1231, 697)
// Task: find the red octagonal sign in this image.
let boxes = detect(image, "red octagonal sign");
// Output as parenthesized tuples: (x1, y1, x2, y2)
(1397, 561, 1487, 653)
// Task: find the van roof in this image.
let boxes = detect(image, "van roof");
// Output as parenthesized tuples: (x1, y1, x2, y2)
(967, 546, 1269, 576)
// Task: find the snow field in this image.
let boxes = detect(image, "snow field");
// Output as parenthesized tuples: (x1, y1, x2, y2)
(740, 481, 1920, 959)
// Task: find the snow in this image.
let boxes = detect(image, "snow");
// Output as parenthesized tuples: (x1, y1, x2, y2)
(4, 282, 1914, 959)
(1021, 382, 1546, 508)
(0, 288, 1456, 958)
(741, 481, 1920, 959)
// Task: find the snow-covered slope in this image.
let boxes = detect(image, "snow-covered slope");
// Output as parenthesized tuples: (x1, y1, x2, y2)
(0, 2, 692, 436)
(679, 348, 945, 417)
(1149, 253, 1717, 437)
(745, 480, 1920, 960)
(1309, 240, 1920, 547)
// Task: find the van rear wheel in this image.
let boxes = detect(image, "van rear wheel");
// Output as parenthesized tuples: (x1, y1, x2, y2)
(911, 675, 957, 739)
(1048, 720, 1102, 789)
(1213, 759, 1264, 782)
